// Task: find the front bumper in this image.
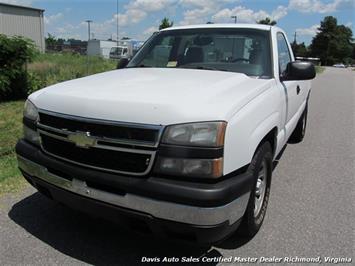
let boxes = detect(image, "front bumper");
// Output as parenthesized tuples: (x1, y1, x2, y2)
(16, 140, 253, 242)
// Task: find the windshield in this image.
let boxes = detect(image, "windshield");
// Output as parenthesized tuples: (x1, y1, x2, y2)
(128, 28, 272, 78)
(110, 47, 123, 55)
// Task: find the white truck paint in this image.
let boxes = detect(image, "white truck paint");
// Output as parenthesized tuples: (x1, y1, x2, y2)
(18, 24, 315, 243)
(30, 25, 311, 175)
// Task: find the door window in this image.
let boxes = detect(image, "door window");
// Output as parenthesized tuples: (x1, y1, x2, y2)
(277, 33, 291, 75)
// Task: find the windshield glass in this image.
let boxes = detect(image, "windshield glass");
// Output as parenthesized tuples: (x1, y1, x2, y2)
(128, 28, 272, 78)
(110, 47, 123, 55)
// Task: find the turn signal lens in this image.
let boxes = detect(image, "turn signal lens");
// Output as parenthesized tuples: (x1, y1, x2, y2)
(156, 157, 223, 179)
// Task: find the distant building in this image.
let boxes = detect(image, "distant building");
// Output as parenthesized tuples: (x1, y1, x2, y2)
(0, 2, 45, 52)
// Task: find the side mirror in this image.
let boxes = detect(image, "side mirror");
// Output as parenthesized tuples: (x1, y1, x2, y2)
(117, 58, 129, 69)
(281, 61, 316, 81)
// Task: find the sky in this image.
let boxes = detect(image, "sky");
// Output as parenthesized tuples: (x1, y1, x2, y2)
(1, 0, 354, 44)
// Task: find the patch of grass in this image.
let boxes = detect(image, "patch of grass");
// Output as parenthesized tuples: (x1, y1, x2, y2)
(0, 101, 24, 156)
(0, 154, 26, 194)
(315, 66, 326, 74)
(0, 100, 26, 194)
(28, 53, 117, 89)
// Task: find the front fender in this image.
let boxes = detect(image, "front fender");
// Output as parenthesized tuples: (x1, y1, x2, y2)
(223, 83, 283, 175)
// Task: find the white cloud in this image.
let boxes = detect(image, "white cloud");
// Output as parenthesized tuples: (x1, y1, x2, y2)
(126, 0, 177, 12)
(180, 7, 214, 25)
(212, 5, 288, 24)
(272, 5, 288, 20)
(179, 0, 239, 8)
(44, 13, 63, 25)
(289, 0, 353, 14)
(0, 0, 33, 6)
(179, 0, 241, 25)
(296, 24, 320, 36)
(143, 26, 158, 36)
(115, 9, 147, 27)
(106, 0, 175, 29)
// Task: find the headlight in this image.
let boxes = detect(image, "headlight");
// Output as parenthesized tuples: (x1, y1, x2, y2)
(155, 157, 223, 179)
(23, 100, 39, 121)
(23, 100, 40, 145)
(162, 121, 226, 147)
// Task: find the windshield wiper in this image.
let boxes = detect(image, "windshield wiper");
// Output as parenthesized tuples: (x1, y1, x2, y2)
(127, 64, 152, 68)
(179, 65, 231, 72)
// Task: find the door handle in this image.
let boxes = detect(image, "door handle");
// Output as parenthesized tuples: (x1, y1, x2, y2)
(296, 85, 301, 95)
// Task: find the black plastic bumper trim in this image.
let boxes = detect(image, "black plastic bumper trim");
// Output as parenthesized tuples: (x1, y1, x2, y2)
(16, 139, 253, 207)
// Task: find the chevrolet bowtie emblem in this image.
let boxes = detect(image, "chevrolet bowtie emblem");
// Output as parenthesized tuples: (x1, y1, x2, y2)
(67, 131, 96, 148)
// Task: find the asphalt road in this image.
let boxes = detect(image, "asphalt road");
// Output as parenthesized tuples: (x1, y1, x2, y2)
(0, 67, 354, 265)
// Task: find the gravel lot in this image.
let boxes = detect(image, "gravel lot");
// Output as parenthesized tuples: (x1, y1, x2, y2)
(0, 67, 354, 265)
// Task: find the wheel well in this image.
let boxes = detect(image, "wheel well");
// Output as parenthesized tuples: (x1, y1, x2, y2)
(256, 127, 278, 157)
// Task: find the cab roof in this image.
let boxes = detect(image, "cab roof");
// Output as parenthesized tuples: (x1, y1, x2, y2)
(160, 23, 277, 32)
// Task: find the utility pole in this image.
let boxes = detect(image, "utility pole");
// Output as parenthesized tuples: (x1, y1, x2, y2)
(85, 20, 93, 40)
(116, 0, 119, 46)
(85, 20, 92, 75)
(231, 15, 237, 24)
(294, 31, 297, 44)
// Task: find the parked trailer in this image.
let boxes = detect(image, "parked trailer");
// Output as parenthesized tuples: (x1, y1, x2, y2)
(87, 40, 118, 59)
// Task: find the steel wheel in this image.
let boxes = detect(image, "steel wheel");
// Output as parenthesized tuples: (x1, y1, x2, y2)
(254, 159, 267, 217)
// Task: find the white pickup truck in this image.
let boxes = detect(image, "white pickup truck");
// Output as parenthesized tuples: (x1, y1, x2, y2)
(16, 24, 315, 244)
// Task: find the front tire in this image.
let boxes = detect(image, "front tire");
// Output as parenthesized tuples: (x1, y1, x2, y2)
(238, 142, 272, 237)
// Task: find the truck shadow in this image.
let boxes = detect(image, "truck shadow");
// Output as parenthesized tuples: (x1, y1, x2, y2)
(8, 192, 250, 265)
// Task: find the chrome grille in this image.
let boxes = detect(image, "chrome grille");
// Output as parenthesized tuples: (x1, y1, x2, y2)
(37, 110, 163, 176)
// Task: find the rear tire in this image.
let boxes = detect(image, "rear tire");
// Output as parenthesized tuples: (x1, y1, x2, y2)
(289, 104, 308, 144)
(238, 142, 272, 237)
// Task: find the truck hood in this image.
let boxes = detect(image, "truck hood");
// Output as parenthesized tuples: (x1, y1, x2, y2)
(30, 68, 274, 125)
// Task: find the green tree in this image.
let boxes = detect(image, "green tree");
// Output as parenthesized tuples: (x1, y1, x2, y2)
(0, 34, 38, 101)
(310, 16, 353, 65)
(159, 17, 173, 30)
(257, 17, 277, 26)
(45, 33, 57, 47)
(291, 41, 308, 57)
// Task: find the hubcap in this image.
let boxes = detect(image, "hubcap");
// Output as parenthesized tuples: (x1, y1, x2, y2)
(254, 160, 267, 217)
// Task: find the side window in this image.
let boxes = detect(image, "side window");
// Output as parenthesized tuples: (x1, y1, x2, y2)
(277, 33, 291, 75)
